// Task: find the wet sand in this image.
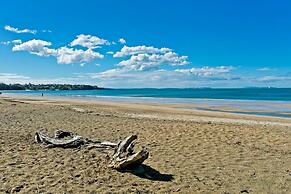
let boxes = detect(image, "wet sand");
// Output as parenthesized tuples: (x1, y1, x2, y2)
(0, 96, 290, 193)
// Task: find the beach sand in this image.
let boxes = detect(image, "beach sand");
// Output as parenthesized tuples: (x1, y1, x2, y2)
(0, 96, 290, 193)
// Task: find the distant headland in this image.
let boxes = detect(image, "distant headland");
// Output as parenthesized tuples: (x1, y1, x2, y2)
(0, 83, 105, 90)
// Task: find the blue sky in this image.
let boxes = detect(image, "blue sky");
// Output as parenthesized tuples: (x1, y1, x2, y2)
(0, 0, 291, 88)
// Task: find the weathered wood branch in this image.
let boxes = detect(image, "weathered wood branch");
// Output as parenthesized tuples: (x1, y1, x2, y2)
(109, 135, 149, 170)
(35, 130, 149, 170)
(35, 131, 87, 148)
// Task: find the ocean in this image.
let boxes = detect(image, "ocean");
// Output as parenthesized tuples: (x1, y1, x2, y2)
(2, 88, 291, 118)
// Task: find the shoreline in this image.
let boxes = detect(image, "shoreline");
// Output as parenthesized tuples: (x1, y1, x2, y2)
(2, 94, 291, 126)
(3, 92, 291, 109)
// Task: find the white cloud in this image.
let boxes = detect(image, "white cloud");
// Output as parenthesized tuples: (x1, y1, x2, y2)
(12, 39, 104, 64)
(118, 38, 126, 44)
(256, 68, 274, 71)
(55, 47, 104, 64)
(117, 52, 189, 71)
(4, 25, 37, 34)
(0, 39, 22, 45)
(113, 45, 172, 58)
(86, 67, 242, 88)
(87, 69, 178, 87)
(12, 39, 53, 56)
(106, 51, 114, 55)
(0, 73, 97, 85)
(94, 66, 235, 80)
(70, 34, 110, 49)
(257, 76, 291, 82)
(112, 45, 189, 71)
(175, 66, 235, 76)
(0, 73, 30, 83)
(89, 68, 129, 79)
(12, 39, 22, 44)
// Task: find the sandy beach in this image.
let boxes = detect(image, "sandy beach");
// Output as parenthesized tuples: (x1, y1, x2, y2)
(0, 95, 290, 193)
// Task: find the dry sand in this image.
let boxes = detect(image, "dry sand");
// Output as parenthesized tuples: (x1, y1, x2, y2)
(0, 96, 290, 193)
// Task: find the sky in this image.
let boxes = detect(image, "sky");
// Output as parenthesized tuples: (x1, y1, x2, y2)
(0, 0, 291, 88)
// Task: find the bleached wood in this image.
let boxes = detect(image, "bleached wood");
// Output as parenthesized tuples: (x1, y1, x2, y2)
(35, 130, 149, 170)
(109, 135, 149, 170)
(35, 131, 87, 148)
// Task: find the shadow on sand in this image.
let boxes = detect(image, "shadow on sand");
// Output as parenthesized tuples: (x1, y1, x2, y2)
(121, 164, 174, 182)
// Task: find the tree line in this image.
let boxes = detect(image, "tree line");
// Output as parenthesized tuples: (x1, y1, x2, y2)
(0, 83, 105, 90)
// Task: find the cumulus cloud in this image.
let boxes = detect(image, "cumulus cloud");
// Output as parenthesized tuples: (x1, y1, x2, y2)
(55, 47, 104, 64)
(12, 39, 53, 56)
(6, 34, 201, 87)
(70, 34, 110, 49)
(112, 45, 189, 72)
(117, 52, 189, 71)
(113, 45, 172, 58)
(4, 25, 37, 34)
(175, 66, 235, 76)
(118, 38, 126, 44)
(12, 39, 104, 64)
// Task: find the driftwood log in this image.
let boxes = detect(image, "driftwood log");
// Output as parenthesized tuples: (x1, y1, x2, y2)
(35, 130, 149, 170)
(35, 130, 87, 148)
(35, 130, 116, 149)
(109, 135, 149, 170)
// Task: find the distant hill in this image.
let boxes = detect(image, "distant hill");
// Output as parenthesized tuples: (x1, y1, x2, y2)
(0, 83, 105, 90)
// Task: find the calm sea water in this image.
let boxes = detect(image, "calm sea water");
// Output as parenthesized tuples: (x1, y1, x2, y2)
(2, 88, 291, 118)
(2, 88, 291, 101)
